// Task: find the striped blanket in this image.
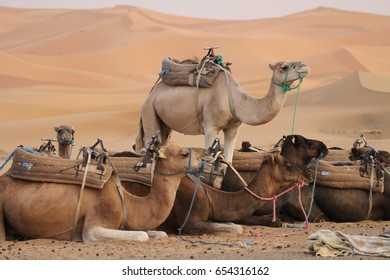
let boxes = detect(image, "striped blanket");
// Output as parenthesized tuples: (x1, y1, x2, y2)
(307, 229, 390, 258)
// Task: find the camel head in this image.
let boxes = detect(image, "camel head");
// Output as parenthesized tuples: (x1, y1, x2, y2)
(54, 125, 75, 145)
(280, 135, 329, 165)
(269, 61, 310, 92)
(155, 143, 213, 175)
(262, 154, 313, 189)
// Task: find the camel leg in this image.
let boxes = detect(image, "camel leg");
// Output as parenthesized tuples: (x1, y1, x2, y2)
(139, 101, 163, 148)
(83, 226, 150, 242)
(146, 230, 168, 239)
(236, 215, 282, 227)
(223, 127, 239, 162)
(188, 221, 244, 235)
(0, 211, 5, 241)
(204, 126, 220, 150)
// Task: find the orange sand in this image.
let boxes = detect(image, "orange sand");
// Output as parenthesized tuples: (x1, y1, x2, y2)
(1, 6, 389, 162)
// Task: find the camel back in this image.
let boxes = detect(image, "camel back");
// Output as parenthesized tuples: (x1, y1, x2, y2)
(308, 160, 384, 192)
(10, 148, 112, 189)
(160, 57, 224, 88)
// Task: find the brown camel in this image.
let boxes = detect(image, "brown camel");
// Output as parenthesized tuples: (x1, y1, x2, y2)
(162, 154, 313, 235)
(221, 135, 330, 223)
(0, 143, 211, 242)
(38, 125, 75, 159)
(135, 60, 310, 161)
(312, 147, 390, 222)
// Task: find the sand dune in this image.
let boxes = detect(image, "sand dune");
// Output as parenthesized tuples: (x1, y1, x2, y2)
(0, 5, 389, 167)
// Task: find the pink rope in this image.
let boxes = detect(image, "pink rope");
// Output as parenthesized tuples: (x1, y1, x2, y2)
(244, 180, 306, 223)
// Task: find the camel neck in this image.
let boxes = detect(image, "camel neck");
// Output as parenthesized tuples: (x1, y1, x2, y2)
(234, 82, 287, 126)
(123, 173, 182, 230)
(58, 143, 72, 159)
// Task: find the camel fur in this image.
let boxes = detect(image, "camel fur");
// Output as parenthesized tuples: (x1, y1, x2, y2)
(135, 61, 310, 162)
(0, 143, 211, 242)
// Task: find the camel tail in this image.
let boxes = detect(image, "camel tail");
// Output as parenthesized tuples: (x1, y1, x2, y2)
(134, 118, 145, 152)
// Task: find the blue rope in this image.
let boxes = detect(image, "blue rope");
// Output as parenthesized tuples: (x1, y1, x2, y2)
(287, 152, 323, 228)
(178, 173, 254, 247)
(0, 146, 36, 171)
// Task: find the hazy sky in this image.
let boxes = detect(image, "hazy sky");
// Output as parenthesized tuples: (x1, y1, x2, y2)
(0, 0, 389, 19)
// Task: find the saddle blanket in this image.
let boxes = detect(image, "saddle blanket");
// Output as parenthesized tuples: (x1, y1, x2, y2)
(309, 160, 384, 192)
(161, 57, 223, 88)
(10, 147, 112, 189)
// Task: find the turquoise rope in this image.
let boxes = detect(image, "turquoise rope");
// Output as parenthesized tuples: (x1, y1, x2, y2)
(287, 152, 323, 229)
(291, 84, 301, 134)
(0, 146, 36, 171)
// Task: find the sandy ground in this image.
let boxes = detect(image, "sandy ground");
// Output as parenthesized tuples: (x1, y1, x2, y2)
(0, 5, 390, 261)
(1, 221, 389, 260)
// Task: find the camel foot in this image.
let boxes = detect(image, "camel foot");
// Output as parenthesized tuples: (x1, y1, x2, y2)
(84, 227, 150, 242)
(147, 230, 168, 239)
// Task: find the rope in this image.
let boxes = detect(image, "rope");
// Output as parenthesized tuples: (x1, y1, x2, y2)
(0, 146, 36, 171)
(291, 83, 301, 134)
(288, 152, 324, 229)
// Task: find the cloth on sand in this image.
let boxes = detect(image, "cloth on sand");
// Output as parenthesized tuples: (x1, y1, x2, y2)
(306, 229, 390, 257)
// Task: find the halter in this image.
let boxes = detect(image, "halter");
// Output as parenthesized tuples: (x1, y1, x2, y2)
(244, 180, 306, 223)
(271, 62, 304, 93)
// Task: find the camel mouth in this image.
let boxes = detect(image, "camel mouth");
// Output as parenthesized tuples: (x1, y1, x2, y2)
(298, 67, 310, 77)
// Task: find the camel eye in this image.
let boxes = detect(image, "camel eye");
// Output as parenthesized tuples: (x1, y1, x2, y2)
(181, 152, 189, 158)
(280, 65, 288, 71)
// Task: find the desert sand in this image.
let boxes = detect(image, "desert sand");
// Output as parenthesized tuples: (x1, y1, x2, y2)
(0, 5, 389, 261)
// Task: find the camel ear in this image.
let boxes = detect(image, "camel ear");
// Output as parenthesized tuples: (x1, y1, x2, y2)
(158, 148, 167, 159)
(269, 63, 275, 70)
(54, 126, 59, 132)
(291, 137, 296, 144)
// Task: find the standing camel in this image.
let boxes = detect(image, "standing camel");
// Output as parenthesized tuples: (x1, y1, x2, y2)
(135, 61, 310, 161)
(0, 143, 211, 242)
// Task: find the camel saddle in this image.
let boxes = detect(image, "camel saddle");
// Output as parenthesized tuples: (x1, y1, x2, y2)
(308, 160, 384, 193)
(10, 148, 112, 189)
(109, 157, 152, 186)
(160, 57, 224, 88)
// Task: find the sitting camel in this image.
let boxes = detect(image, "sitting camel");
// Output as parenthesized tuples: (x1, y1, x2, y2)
(135, 60, 310, 162)
(162, 154, 313, 235)
(222, 135, 330, 222)
(312, 146, 390, 222)
(0, 143, 211, 242)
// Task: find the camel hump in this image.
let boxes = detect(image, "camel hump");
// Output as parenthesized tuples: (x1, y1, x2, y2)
(9, 147, 112, 189)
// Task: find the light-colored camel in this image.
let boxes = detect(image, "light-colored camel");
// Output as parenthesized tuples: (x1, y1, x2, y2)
(135, 61, 310, 161)
(0, 144, 211, 242)
(161, 154, 313, 235)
